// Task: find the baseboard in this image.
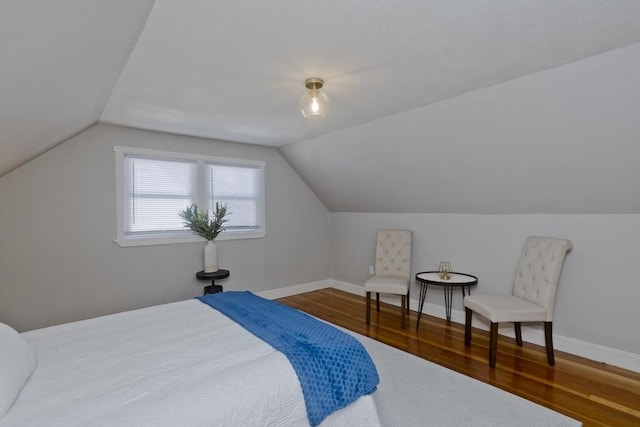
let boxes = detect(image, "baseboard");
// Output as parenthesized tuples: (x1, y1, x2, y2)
(255, 279, 332, 300)
(329, 279, 640, 373)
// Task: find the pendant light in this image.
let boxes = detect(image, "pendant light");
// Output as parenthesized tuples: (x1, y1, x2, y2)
(300, 78, 329, 119)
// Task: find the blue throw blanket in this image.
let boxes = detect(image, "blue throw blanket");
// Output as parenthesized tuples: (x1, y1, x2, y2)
(197, 291, 379, 426)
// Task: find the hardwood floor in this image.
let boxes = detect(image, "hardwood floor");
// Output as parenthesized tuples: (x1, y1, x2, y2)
(277, 288, 640, 427)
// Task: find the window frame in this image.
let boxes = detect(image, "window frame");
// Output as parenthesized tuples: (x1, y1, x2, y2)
(114, 146, 266, 247)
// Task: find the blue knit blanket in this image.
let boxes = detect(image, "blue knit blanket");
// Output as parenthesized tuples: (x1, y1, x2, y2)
(197, 291, 379, 426)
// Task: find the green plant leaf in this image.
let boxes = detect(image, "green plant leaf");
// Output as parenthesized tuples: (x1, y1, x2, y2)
(178, 202, 229, 241)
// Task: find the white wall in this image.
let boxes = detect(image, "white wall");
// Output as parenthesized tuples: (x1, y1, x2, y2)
(0, 124, 331, 332)
(331, 213, 640, 357)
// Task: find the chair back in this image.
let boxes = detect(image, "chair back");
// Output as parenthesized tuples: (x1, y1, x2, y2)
(374, 230, 412, 279)
(512, 236, 572, 321)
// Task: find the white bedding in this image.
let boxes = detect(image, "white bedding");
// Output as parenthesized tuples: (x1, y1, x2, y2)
(1, 300, 380, 427)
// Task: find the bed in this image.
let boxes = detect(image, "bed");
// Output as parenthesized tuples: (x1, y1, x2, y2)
(0, 292, 381, 427)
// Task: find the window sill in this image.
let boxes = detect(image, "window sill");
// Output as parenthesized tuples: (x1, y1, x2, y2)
(114, 230, 267, 247)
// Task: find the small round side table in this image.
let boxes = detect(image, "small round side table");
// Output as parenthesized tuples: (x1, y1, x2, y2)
(415, 271, 478, 330)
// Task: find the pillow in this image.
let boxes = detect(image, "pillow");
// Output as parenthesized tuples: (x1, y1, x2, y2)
(0, 323, 36, 418)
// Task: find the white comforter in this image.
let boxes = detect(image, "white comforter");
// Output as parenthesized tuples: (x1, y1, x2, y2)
(2, 300, 380, 427)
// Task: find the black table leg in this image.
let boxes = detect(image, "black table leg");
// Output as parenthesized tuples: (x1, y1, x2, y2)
(444, 285, 453, 323)
(416, 283, 429, 330)
(203, 282, 223, 295)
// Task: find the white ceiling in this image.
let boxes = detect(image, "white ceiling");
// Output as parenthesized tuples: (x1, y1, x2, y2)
(281, 42, 640, 214)
(101, 0, 640, 148)
(0, 0, 154, 176)
(1, 0, 639, 213)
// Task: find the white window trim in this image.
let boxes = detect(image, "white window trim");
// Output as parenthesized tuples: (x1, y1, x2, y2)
(114, 146, 266, 247)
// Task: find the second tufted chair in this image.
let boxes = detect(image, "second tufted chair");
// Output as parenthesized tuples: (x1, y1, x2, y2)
(365, 230, 412, 329)
(464, 236, 572, 368)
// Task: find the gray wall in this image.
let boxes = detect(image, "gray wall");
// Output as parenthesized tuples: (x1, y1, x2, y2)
(331, 211, 640, 356)
(0, 124, 331, 331)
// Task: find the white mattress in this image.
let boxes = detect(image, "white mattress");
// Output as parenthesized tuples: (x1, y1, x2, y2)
(2, 300, 380, 427)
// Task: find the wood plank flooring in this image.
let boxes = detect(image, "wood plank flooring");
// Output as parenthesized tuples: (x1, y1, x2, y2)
(277, 288, 640, 427)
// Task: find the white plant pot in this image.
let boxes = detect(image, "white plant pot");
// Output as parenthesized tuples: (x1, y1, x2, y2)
(203, 241, 218, 273)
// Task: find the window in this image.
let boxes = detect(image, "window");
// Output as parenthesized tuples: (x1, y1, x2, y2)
(114, 146, 266, 247)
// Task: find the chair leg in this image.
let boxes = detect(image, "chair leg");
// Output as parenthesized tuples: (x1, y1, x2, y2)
(489, 322, 498, 368)
(401, 295, 406, 330)
(376, 293, 380, 312)
(514, 322, 523, 346)
(406, 288, 410, 315)
(366, 292, 371, 325)
(464, 308, 472, 347)
(544, 322, 555, 366)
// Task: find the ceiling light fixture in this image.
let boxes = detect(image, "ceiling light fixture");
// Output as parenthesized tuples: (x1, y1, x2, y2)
(300, 78, 329, 119)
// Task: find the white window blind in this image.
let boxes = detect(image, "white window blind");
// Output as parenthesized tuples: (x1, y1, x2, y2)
(124, 155, 196, 236)
(205, 164, 260, 231)
(114, 146, 266, 246)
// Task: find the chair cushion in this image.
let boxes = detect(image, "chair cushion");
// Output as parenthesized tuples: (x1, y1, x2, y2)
(464, 295, 547, 323)
(0, 323, 37, 418)
(364, 276, 410, 294)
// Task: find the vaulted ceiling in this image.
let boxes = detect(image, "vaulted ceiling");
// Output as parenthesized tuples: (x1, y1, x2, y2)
(1, 0, 639, 213)
(0, 0, 154, 176)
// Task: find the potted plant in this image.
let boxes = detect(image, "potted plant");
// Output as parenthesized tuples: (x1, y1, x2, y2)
(179, 202, 229, 272)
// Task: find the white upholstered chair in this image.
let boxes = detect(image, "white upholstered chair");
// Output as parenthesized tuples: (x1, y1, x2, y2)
(464, 236, 572, 368)
(365, 230, 412, 329)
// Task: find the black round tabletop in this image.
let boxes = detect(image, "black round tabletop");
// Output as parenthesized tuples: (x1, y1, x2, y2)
(415, 271, 478, 287)
(196, 269, 230, 281)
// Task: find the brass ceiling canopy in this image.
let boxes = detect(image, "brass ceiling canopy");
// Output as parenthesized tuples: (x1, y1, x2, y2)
(304, 78, 324, 90)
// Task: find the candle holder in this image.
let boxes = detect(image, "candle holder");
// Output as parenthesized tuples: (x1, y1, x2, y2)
(438, 261, 452, 280)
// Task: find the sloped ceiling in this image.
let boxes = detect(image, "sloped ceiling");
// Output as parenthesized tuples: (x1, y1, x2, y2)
(281, 43, 640, 214)
(101, 0, 640, 147)
(0, 0, 154, 176)
(1, 1, 639, 213)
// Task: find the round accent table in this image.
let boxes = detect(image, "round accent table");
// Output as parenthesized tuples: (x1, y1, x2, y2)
(196, 269, 230, 295)
(415, 271, 478, 330)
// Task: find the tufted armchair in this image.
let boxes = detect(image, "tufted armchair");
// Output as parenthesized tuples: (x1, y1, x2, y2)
(464, 236, 573, 368)
(365, 230, 412, 329)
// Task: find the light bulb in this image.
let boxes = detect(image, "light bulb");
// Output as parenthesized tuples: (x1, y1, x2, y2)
(311, 96, 320, 113)
(300, 78, 329, 119)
